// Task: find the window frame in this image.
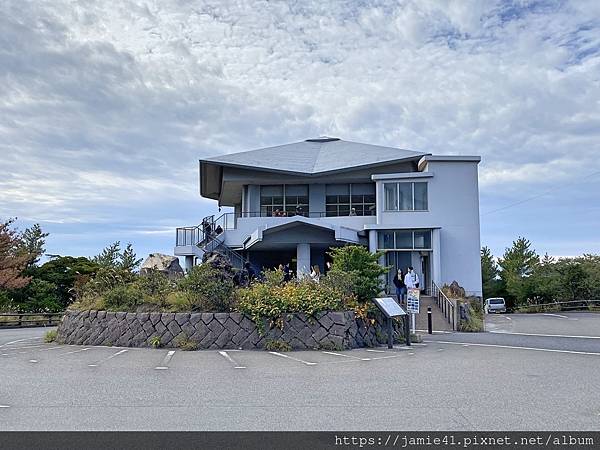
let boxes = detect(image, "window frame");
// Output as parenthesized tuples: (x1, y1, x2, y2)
(375, 229, 433, 251)
(383, 181, 428, 212)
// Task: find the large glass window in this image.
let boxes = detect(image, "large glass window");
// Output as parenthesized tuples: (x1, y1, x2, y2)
(284, 185, 309, 216)
(414, 230, 431, 249)
(378, 231, 395, 249)
(260, 185, 308, 217)
(384, 184, 398, 211)
(260, 185, 283, 217)
(326, 183, 375, 217)
(414, 183, 428, 210)
(384, 182, 428, 211)
(376, 230, 432, 250)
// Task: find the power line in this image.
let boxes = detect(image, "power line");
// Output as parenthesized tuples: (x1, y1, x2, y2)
(481, 169, 600, 216)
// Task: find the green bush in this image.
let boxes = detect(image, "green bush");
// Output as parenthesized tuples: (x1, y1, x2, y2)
(459, 301, 484, 332)
(149, 335, 161, 348)
(237, 277, 354, 333)
(44, 329, 57, 343)
(173, 334, 199, 351)
(103, 284, 142, 311)
(177, 264, 236, 312)
(327, 245, 388, 302)
(264, 339, 292, 352)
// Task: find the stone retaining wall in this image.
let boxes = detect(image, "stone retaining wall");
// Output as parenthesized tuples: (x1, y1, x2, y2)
(57, 310, 400, 350)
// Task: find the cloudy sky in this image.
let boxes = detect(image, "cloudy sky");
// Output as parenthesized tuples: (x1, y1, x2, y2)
(1, 0, 599, 261)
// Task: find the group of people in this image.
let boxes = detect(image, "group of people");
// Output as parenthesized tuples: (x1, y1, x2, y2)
(392, 266, 420, 305)
(201, 219, 223, 238)
(271, 206, 305, 217)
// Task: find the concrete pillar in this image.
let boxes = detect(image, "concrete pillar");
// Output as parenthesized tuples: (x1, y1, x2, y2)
(184, 255, 194, 272)
(432, 228, 441, 288)
(296, 243, 311, 278)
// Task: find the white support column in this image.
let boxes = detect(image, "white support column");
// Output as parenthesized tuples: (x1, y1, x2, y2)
(184, 255, 194, 272)
(432, 228, 442, 289)
(296, 243, 311, 278)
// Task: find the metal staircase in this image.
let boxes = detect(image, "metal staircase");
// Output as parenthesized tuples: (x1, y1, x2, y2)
(193, 213, 246, 269)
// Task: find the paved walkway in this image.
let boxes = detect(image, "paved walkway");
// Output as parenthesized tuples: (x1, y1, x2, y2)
(413, 295, 454, 332)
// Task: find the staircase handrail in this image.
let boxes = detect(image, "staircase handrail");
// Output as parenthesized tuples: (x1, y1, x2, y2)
(432, 281, 456, 330)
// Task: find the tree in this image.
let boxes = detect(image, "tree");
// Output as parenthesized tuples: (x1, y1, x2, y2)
(92, 241, 121, 268)
(327, 245, 388, 302)
(498, 237, 539, 306)
(18, 223, 49, 268)
(481, 246, 505, 299)
(119, 243, 142, 273)
(92, 241, 141, 274)
(0, 219, 31, 290)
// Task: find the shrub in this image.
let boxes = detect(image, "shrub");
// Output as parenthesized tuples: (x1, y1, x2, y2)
(264, 339, 292, 352)
(103, 284, 142, 311)
(173, 334, 199, 351)
(177, 264, 236, 312)
(327, 245, 388, 302)
(137, 271, 175, 307)
(237, 277, 354, 333)
(149, 335, 161, 348)
(44, 329, 57, 343)
(459, 300, 484, 332)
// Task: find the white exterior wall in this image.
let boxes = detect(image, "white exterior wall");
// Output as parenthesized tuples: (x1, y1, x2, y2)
(372, 160, 482, 296)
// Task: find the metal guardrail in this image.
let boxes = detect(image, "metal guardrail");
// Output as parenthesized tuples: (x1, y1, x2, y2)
(0, 312, 64, 329)
(515, 300, 600, 312)
(432, 282, 456, 331)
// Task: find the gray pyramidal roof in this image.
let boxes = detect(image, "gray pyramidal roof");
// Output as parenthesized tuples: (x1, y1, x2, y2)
(202, 137, 430, 175)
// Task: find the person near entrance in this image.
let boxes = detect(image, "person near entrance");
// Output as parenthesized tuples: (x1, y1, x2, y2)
(404, 266, 420, 290)
(393, 269, 407, 305)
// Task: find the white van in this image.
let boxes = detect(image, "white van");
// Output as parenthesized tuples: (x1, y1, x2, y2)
(484, 297, 506, 314)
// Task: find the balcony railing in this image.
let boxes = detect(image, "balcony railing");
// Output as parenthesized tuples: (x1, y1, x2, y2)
(176, 210, 374, 246)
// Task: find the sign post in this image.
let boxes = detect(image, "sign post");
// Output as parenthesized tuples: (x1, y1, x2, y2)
(406, 288, 421, 334)
(372, 297, 408, 349)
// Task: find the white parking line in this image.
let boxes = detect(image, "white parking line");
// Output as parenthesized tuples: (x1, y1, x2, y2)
(543, 313, 570, 319)
(0, 405, 10, 408)
(365, 349, 386, 353)
(0, 337, 42, 348)
(322, 351, 370, 361)
(156, 350, 176, 370)
(57, 348, 90, 357)
(88, 349, 128, 367)
(429, 340, 600, 357)
(218, 351, 246, 369)
(269, 351, 317, 365)
(29, 360, 38, 363)
(490, 331, 600, 339)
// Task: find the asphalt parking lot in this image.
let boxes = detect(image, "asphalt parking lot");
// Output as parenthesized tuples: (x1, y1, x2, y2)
(1, 312, 599, 431)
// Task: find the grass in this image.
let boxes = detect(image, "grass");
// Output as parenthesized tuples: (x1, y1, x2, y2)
(265, 339, 292, 352)
(44, 329, 57, 343)
(173, 334, 199, 351)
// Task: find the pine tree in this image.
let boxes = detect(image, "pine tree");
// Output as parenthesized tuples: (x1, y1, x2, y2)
(498, 237, 539, 306)
(0, 219, 31, 289)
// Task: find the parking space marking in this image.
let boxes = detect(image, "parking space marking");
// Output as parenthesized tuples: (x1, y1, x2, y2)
(429, 340, 600, 357)
(155, 350, 176, 370)
(57, 348, 90, 357)
(365, 349, 386, 353)
(2, 344, 46, 351)
(489, 331, 600, 340)
(0, 405, 10, 408)
(269, 351, 317, 365)
(88, 349, 128, 367)
(29, 359, 38, 363)
(542, 313, 575, 320)
(0, 337, 42, 348)
(322, 351, 370, 361)
(218, 351, 246, 369)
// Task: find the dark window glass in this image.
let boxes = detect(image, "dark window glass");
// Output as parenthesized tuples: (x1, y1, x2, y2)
(414, 183, 428, 210)
(414, 230, 431, 249)
(395, 231, 413, 248)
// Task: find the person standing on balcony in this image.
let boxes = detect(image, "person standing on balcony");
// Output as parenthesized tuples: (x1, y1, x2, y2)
(393, 269, 407, 305)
